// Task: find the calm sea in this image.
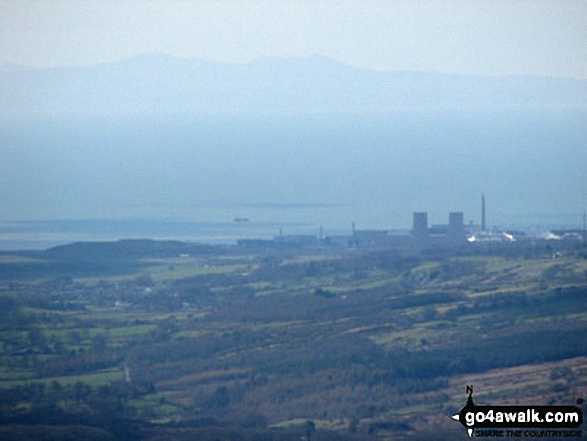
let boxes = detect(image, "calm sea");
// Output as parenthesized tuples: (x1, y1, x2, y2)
(0, 219, 353, 251)
(2, 110, 586, 249)
(0, 216, 582, 251)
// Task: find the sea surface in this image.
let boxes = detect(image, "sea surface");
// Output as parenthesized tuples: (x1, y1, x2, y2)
(0, 216, 582, 251)
(1, 110, 586, 250)
(0, 219, 353, 251)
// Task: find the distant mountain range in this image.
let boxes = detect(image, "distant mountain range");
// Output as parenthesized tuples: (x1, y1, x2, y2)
(2, 54, 586, 117)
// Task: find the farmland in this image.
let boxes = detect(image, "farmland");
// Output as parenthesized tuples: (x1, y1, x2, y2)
(0, 239, 586, 440)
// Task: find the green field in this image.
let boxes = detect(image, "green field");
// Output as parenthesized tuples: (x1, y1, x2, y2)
(1, 242, 586, 440)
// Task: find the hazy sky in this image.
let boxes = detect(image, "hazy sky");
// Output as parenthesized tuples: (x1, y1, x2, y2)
(1, 1, 586, 228)
(1, 0, 586, 78)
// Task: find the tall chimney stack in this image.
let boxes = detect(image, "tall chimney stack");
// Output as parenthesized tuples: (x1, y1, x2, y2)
(481, 193, 486, 232)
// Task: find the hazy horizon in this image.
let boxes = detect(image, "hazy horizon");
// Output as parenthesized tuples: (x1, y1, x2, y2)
(2, 1, 586, 78)
(4, 52, 587, 81)
(1, 2, 586, 239)
(2, 109, 586, 230)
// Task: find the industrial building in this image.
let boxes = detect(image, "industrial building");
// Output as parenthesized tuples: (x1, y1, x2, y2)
(237, 193, 583, 250)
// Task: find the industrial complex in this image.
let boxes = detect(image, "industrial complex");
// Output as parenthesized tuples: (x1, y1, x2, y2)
(238, 195, 586, 250)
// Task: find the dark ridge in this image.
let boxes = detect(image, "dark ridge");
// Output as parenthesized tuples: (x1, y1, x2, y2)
(43, 239, 221, 260)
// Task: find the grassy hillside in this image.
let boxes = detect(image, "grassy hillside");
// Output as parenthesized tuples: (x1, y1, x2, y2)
(0, 243, 586, 439)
